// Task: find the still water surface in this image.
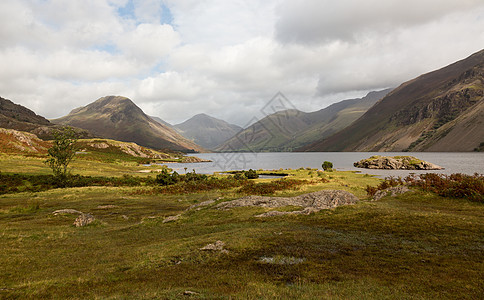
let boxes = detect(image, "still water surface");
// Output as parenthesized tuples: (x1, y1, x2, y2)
(166, 152, 484, 178)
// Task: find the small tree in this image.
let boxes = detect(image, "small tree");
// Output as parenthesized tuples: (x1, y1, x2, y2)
(45, 126, 79, 179)
(322, 161, 333, 171)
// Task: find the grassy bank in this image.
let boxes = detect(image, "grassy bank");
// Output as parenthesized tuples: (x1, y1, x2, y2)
(0, 163, 483, 298)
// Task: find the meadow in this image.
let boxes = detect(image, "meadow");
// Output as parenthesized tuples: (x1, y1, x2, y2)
(0, 154, 483, 299)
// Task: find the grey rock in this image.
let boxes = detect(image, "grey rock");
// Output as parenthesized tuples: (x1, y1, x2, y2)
(373, 186, 412, 201)
(162, 214, 182, 223)
(73, 213, 95, 227)
(187, 199, 215, 211)
(52, 209, 83, 215)
(216, 190, 359, 217)
(200, 240, 228, 253)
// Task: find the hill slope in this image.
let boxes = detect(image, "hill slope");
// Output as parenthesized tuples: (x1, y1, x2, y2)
(52, 96, 205, 152)
(0, 96, 92, 140)
(303, 49, 484, 152)
(217, 89, 391, 152)
(174, 113, 242, 149)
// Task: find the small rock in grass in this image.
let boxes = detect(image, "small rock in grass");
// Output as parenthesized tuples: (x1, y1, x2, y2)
(52, 209, 83, 215)
(73, 213, 95, 227)
(163, 214, 182, 223)
(200, 240, 228, 253)
(183, 290, 199, 296)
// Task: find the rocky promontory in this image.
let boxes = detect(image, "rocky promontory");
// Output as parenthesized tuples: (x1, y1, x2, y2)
(354, 155, 443, 170)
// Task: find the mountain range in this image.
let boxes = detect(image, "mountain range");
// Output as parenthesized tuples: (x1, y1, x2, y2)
(216, 89, 392, 152)
(303, 49, 484, 152)
(52, 96, 205, 152)
(174, 113, 242, 149)
(2, 49, 483, 153)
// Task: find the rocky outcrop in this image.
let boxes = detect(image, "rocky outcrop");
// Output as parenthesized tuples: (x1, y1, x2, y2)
(373, 186, 412, 201)
(216, 190, 359, 217)
(200, 240, 229, 253)
(354, 156, 442, 170)
(52, 209, 95, 227)
(0, 128, 50, 154)
(73, 213, 95, 227)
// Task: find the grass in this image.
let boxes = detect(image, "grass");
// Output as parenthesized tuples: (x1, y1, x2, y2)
(0, 155, 483, 298)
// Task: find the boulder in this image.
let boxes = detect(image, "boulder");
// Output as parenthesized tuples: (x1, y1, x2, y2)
(73, 213, 95, 227)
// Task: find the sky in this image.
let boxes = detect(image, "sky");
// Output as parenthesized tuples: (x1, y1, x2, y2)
(1, 0, 483, 127)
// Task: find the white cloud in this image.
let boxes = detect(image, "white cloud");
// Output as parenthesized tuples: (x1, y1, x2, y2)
(117, 23, 180, 63)
(276, 0, 484, 44)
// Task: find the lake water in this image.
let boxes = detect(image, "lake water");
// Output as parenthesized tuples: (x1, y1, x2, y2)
(164, 152, 484, 178)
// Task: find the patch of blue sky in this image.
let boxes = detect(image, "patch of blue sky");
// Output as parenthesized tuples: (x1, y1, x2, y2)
(117, 0, 136, 20)
(160, 3, 174, 25)
(89, 43, 120, 55)
(117, 0, 174, 26)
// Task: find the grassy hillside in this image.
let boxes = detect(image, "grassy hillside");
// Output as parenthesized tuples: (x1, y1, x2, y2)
(0, 162, 482, 298)
(0, 129, 205, 178)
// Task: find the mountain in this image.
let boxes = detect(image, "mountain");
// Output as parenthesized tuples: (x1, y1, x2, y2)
(52, 96, 205, 152)
(174, 113, 242, 149)
(150, 115, 173, 128)
(0, 96, 91, 140)
(1, 96, 51, 131)
(216, 89, 391, 152)
(303, 49, 484, 152)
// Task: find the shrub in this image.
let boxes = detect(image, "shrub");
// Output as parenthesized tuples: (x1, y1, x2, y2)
(155, 170, 180, 186)
(245, 169, 259, 179)
(406, 173, 483, 202)
(366, 173, 483, 202)
(238, 178, 306, 195)
(322, 161, 333, 171)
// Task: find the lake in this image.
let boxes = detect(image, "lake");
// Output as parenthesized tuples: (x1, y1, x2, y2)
(164, 152, 484, 178)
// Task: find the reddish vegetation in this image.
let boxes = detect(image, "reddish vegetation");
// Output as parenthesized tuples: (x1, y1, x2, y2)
(367, 173, 484, 202)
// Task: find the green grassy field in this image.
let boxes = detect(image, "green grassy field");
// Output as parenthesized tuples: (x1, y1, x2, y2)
(0, 156, 483, 299)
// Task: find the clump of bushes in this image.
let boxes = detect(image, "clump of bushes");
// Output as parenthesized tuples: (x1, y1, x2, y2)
(406, 173, 483, 202)
(233, 169, 259, 180)
(238, 178, 307, 195)
(0, 172, 153, 194)
(366, 173, 483, 202)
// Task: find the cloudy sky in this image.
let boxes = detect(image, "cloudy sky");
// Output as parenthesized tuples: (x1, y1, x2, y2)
(1, 0, 483, 126)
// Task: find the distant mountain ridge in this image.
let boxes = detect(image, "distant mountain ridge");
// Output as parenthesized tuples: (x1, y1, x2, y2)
(52, 96, 205, 152)
(174, 113, 242, 149)
(217, 89, 392, 152)
(303, 49, 484, 152)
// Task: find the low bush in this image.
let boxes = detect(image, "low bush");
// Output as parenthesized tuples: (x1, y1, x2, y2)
(0, 172, 153, 194)
(366, 176, 404, 196)
(156, 175, 243, 194)
(367, 173, 483, 202)
(238, 178, 307, 195)
(406, 173, 483, 202)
